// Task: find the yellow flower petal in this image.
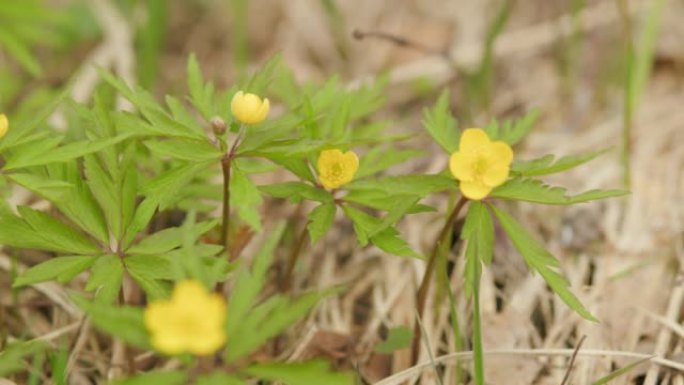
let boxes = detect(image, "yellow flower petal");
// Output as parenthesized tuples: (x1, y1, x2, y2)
(449, 152, 477, 181)
(144, 280, 227, 356)
(459, 128, 490, 153)
(459, 181, 492, 201)
(317, 149, 359, 190)
(489, 141, 514, 166)
(482, 165, 510, 187)
(0, 113, 8, 139)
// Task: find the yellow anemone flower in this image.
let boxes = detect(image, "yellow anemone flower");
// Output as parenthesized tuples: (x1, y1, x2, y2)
(317, 149, 359, 190)
(230, 91, 269, 125)
(449, 128, 513, 200)
(144, 280, 227, 356)
(0, 114, 8, 139)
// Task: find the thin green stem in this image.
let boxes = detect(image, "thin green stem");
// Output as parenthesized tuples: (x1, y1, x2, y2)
(472, 264, 484, 385)
(220, 126, 245, 262)
(411, 196, 468, 365)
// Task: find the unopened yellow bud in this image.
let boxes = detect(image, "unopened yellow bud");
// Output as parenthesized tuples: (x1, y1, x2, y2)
(230, 91, 269, 125)
(0, 114, 8, 139)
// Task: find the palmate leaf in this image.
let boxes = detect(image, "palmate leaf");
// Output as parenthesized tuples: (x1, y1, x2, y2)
(340, 205, 418, 257)
(342, 190, 434, 213)
(491, 178, 628, 205)
(230, 167, 263, 231)
(187, 53, 215, 120)
(356, 147, 426, 179)
(259, 181, 331, 203)
(347, 174, 457, 197)
(490, 205, 597, 321)
(244, 360, 354, 385)
(72, 294, 149, 349)
(85, 255, 124, 304)
(422, 89, 460, 153)
(512, 149, 608, 177)
(484, 109, 539, 145)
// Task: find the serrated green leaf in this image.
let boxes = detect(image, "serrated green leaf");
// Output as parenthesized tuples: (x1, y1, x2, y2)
(85, 256, 123, 304)
(347, 174, 456, 196)
(126, 220, 217, 255)
(342, 190, 434, 213)
(4, 133, 133, 170)
(259, 182, 331, 203)
(485, 110, 539, 145)
(371, 227, 419, 258)
(8, 173, 72, 201)
(16, 206, 100, 255)
(368, 196, 418, 238)
(13, 256, 97, 287)
(356, 147, 425, 179)
(461, 201, 494, 265)
(374, 326, 413, 353)
(244, 360, 353, 385)
(490, 205, 597, 321)
(187, 53, 214, 120)
(491, 178, 628, 205)
(512, 149, 608, 177)
(307, 202, 336, 243)
(144, 138, 223, 162)
(340, 205, 379, 246)
(422, 90, 459, 153)
(142, 161, 212, 210)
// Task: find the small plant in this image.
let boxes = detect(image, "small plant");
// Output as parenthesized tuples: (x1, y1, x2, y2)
(0, 54, 626, 384)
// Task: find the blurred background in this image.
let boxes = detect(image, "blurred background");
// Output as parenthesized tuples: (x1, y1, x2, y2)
(1, 0, 684, 383)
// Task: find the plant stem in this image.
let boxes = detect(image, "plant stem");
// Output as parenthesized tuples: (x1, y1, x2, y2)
(219, 126, 245, 261)
(411, 196, 468, 365)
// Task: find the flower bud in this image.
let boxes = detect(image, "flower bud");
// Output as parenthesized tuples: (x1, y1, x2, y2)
(0, 114, 8, 139)
(210, 116, 226, 135)
(230, 91, 269, 125)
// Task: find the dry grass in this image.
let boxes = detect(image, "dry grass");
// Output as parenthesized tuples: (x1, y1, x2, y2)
(2, 0, 684, 383)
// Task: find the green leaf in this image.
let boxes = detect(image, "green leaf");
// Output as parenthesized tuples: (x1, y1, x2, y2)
(340, 205, 379, 246)
(491, 178, 628, 205)
(368, 196, 418, 238)
(142, 161, 212, 210)
(126, 220, 217, 255)
(374, 326, 413, 353)
(484, 110, 539, 146)
(490, 205, 597, 321)
(125, 255, 173, 300)
(245, 361, 354, 385)
(347, 174, 456, 196)
(8, 173, 72, 202)
(16, 206, 100, 254)
(144, 138, 223, 162)
(13, 256, 97, 287)
(512, 149, 608, 177)
(343, 190, 434, 213)
(72, 294, 149, 349)
(111, 371, 187, 385)
(196, 373, 246, 385)
(230, 167, 263, 231)
(307, 202, 336, 243)
(187, 53, 214, 120)
(226, 223, 286, 343)
(356, 147, 424, 179)
(371, 227, 419, 258)
(422, 90, 459, 153)
(4, 133, 133, 170)
(461, 201, 494, 265)
(259, 182, 331, 203)
(0, 341, 48, 377)
(85, 256, 124, 304)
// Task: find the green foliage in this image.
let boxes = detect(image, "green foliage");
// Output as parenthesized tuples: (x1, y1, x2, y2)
(72, 294, 150, 349)
(0, 341, 48, 377)
(491, 178, 628, 205)
(422, 90, 459, 153)
(512, 149, 608, 176)
(484, 110, 539, 146)
(490, 205, 597, 321)
(244, 361, 354, 385)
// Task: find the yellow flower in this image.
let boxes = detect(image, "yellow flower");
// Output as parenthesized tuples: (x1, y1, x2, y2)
(144, 280, 227, 356)
(317, 149, 359, 190)
(449, 128, 513, 200)
(230, 91, 269, 125)
(0, 113, 8, 139)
